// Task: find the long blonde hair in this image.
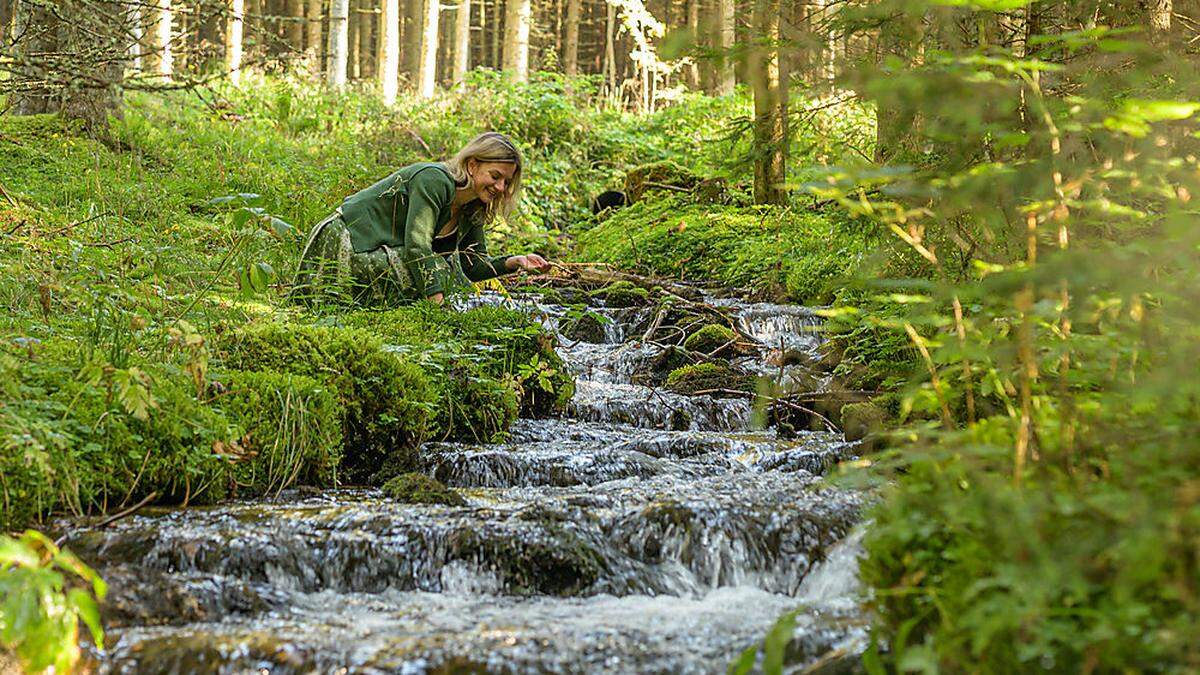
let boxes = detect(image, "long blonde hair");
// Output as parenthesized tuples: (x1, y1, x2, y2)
(442, 131, 523, 223)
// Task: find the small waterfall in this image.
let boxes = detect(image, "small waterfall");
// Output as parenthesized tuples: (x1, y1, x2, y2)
(76, 287, 866, 674)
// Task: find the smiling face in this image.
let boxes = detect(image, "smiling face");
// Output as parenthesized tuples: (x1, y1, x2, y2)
(467, 159, 518, 205)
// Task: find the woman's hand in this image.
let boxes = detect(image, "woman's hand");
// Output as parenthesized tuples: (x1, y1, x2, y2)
(427, 292, 445, 305)
(507, 253, 551, 273)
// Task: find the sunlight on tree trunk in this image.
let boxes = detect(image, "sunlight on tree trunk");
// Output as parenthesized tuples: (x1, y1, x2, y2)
(228, 0, 245, 84)
(604, 0, 616, 96)
(381, 0, 399, 101)
(453, 0, 471, 84)
(418, 0, 440, 97)
(327, 0, 349, 87)
(157, 0, 174, 79)
(503, 0, 531, 81)
(307, 0, 324, 72)
(127, 2, 144, 72)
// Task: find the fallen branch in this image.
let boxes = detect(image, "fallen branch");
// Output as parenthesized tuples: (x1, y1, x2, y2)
(54, 491, 159, 546)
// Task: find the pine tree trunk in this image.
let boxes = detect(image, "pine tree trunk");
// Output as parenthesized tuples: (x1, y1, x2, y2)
(490, 0, 501, 68)
(228, 0, 245, 82)
(684, 0, 699, 88)
(348, 0, 360, 77)
(417, 0, 439, 96)
(327, 0, 349, 86)
(503, 0, 530, 81)
(563, 0, 580, 75)
(453, 0, 471, 83)
(715, 0, 734, 94)
(1148, 0, 1172, 35)
(0, 0, 11, 48)
(286, 0, 304, 52)
(307, 0, 324, 69)
(153, 0, 174, 78)
(750, 0, 785, 203)
(604, 0, 615, 94)
(381, 0, 400, 101)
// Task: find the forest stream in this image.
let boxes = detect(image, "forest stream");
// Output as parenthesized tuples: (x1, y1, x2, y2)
(66, 287, 868, 674)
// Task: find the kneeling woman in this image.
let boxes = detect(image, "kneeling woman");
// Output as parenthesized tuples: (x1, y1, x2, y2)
(296, 132, 550, 305)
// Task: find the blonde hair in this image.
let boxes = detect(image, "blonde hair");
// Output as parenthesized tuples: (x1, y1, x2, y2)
(442, 131, 523, 223)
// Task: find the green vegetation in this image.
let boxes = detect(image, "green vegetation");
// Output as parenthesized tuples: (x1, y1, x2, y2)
(0, 531, 106, 673)
(588, 280, 651, 308)
(381, 473, 467, 506)
(574, 194, 885, 304)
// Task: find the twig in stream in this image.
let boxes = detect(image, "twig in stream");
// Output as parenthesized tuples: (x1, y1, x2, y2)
(642, 304, 669, 343)
(687, 388, 840, 433)
(54, 491, 159, 546)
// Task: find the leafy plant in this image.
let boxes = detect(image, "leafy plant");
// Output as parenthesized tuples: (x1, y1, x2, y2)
(0, 531, 106, 673)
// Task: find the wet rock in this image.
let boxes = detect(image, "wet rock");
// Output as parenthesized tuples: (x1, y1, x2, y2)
(382, 473, 466, 506)
(98, 565, 285, 629)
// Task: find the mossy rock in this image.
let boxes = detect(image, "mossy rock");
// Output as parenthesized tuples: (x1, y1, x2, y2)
(624, 161, 700, 203)
(682, 324, 737, 355)
(381, 473, 466, 506)
(589, 280, 650, 308)
(215, 369, 343, 494)
(218, 323, 437, 484)
(562, 311, 608, 343)
(343, 303, 574, 419)
(664, 362, 756, 397)
(841, 401, 887, 444)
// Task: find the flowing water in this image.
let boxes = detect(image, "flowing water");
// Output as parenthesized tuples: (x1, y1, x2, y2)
(70, 290, 868, 674)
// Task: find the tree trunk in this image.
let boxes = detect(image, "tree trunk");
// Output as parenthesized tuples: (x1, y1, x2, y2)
(286, 0, 304, 52)
(684, 0, 699, 88)
(381, 0, 400, 101)
(348, 0, 361, 77)
(873, 10, 924, 163)
(563, 0, 580, 76)
(453, 0, 471, 83)
(327, 0, 349, 86)
(490, 0, 501, 68)
(228, 0, 245, 83)
(715, 0, 734, 94)
(417, 0, 439, 96)
(604, 0, 616, 95)
(1147, 0, 1172, 35)
(405, 0, 423, 85)
(503, 0, 530, 81)
(10, 0, 127, 129)
(750, 0, 785, 203)
(153, 0, 174, 78)
(0, 0, 11, 48)
(306, 0, 324, 69)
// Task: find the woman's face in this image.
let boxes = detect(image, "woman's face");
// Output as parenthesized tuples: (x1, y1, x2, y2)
(468, 160, 517, 204)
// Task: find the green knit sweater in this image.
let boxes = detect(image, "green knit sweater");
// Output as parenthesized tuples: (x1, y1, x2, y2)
(339, 162, 513, 297)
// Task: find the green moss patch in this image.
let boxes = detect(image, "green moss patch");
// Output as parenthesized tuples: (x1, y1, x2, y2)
(589, 280, 650, 308)
(664, 362, 756, 397)
(381, 472, 466, 506)
(575, 195, 882, 304)
(682, 324, 737, 355)
(342, 303, 574, 419)
(215, 369, 342, 495)
(218, 322, 436, 484)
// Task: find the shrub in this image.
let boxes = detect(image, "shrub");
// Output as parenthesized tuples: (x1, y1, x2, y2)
(218, 322, 436, 483)
(215, 369, 343, 494)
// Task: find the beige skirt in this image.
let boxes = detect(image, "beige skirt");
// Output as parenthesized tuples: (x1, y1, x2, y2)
(292, 211, 416, 306)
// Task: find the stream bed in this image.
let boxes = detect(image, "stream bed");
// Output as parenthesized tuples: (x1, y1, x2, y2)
(70, 290, 868, 674)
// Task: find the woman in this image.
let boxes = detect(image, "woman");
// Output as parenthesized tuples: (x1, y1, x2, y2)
(295, 132, 550, 305)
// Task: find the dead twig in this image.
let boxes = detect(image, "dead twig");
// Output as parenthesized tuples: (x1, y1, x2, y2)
(54, 490, 159, 546)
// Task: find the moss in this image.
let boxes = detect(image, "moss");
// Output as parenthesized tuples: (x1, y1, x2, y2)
(215, 369, 343, 494)
(218, 322, 436, 484)
(682, 324, 737, 355)
(561, 310, 608, 343)
(664, 362, 756, 397)
(342, 303, 574, 419)
(841, 401, 888, 449)
(574, 195, 882, 304)
(381, 472, 466, 506)
(624, 161, 703, 203)
(589, 280, 650, 308)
